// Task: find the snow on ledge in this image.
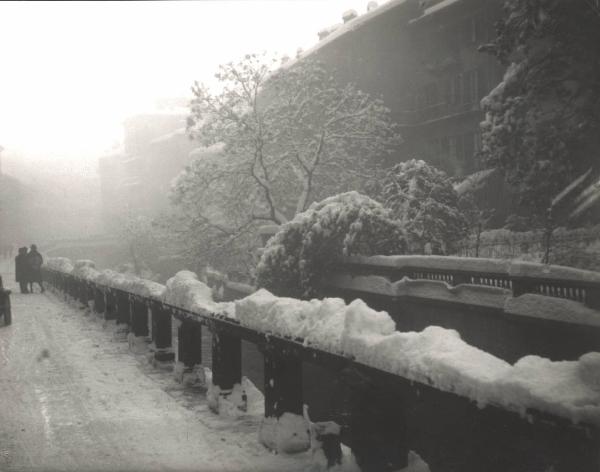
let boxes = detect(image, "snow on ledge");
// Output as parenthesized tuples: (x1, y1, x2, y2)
(328, 273, 509, 309)
(505, 294, 600, 328)
(343, 255, 510, 274)
(235, 289, 600, 427)
(509, 261, 600, 283)
(343, 255, 600, 284)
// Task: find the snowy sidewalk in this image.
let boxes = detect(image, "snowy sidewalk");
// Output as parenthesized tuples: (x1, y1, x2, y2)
(0, 260, 316, 472)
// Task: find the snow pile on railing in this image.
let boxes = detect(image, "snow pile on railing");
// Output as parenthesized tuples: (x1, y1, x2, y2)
(95, 269, 166, 300)
(72, 259, 102, 282)
(44, 257, 74, 273)
(236, 289, 600, 427)
(164, 271, 234, 316)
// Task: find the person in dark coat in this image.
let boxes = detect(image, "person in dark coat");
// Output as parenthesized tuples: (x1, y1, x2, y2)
(26, 244, 44, 293)
(15, 247, 30, 294)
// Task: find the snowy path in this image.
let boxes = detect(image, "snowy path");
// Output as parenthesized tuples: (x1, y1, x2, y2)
(0, 259, 314, 472)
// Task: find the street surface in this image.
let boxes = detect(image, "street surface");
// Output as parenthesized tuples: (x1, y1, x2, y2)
(0, 259, 314, 472)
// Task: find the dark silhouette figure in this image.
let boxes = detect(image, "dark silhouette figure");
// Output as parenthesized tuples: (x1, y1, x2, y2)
(26, 244, 44, 293)
(15, 247, 30, 294)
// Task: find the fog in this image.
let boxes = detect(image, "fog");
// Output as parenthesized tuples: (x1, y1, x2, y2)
(0, 0, 386, 256)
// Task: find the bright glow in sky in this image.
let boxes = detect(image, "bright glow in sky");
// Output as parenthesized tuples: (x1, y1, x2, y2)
(0, 0, 388, 163)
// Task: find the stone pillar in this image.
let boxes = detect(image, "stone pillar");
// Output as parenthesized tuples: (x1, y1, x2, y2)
(453, 273, 471, 286)
(340, 366, 409, 472)
(258, 344, 308, 454)
(178, 320, 203, 369)
(211, 330, 241, 393)
(116, 291, 130, 325)
(131, 298, 149, 337)
(263, 346, 303, 418)
(511, 277, 537, 297)
(152, 301, 174, 362)
(94, 286, 106, 314)
(59, 273, 65, 296)
(67, 276, 77, 300)
(104, 289, 117, 321)
(78, 279, 89, 307)
(585, 284, 600, 310)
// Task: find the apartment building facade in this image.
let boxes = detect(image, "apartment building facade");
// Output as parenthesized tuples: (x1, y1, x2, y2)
(298, 0, 504, 175)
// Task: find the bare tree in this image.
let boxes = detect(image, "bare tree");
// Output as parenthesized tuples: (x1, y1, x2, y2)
(171, 53, 401, 274)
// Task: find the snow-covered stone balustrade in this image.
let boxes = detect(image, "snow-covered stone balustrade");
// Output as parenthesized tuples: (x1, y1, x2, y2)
(323, 255, 600, 363)
(41, 258, 600, 472)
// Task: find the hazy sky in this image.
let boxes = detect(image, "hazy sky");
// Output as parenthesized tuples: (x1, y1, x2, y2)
(0, 0, 389, 163)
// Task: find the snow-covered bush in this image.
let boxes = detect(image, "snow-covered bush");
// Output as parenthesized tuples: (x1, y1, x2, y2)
(381, 159, 468, 255)
(256, 192, 407, 298)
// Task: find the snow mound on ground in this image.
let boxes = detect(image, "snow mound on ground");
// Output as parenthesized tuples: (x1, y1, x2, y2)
(259, 412, 310, 453)
(45, 257, 74, 273)
(236, 289, 600, 427)
(163, 271, 234, 317)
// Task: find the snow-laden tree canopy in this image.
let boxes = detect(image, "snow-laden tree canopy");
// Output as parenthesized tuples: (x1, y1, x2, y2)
(479, 0, 600, 215)
(380, 159, 468, 255)
(256, 191, 407, 298)
(170, 53, 401, 275)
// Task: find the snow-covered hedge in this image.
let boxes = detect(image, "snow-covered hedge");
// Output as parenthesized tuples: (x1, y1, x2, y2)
(256, 192, 407, 298)
(236, 289, 600, 427)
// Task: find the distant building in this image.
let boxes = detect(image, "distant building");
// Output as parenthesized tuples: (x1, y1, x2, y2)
(294, 0, 504, 176)
(98, 110, 196, 227)
(0, 146, 31, 247)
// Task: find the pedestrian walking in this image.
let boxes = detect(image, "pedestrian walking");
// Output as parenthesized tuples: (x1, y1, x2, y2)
(26, 244, 44, 293)
(15, 247, 30, 294)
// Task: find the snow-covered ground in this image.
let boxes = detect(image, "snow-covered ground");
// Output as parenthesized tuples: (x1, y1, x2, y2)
(0, 259, 341, 472)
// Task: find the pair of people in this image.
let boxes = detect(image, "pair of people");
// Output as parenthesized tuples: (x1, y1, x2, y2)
(15, 244, 44, 294)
